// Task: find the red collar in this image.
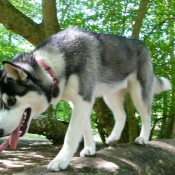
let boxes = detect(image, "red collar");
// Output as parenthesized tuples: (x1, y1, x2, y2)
(36, 60, 58, 86)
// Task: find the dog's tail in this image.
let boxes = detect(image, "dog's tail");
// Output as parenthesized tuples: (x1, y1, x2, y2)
(153, 76, 171, 94)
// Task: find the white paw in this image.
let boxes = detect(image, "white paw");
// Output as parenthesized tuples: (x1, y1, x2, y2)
(47, 157, 70, 172)
(135, 136, 149, 144)
(106, 135, 120, 144)
(80, 146, 96, 157)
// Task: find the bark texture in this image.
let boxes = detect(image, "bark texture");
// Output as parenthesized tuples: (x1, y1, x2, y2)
(21, 139, 175, 175)
(93, 98, 114, 143)
(0, 0, 60, 45)
(42, 0, 60, 38)
(131, 0, 150, 39)
(28, 117, 68, 145)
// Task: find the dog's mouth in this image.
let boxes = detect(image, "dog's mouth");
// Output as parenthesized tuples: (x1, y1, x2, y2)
(9, 108, 31, 149)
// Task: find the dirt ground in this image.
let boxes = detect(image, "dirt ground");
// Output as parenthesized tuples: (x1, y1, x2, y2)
(0, 138, 103, 175)
(0, 138, 65, 174)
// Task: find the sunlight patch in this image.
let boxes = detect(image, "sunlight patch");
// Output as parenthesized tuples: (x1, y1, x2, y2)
(0, 159, 36, 167)
(117, 157, 141, 171)
(0, 160, 24, 167)
(98, 160, 119, 171)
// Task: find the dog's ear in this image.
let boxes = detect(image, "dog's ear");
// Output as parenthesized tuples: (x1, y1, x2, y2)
(2, 61, 28, 81)
(0, 70, 5, 81)
(0, 70, 4, 77)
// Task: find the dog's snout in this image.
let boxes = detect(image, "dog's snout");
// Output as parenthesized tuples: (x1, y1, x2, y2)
(0, 128, 4, 137)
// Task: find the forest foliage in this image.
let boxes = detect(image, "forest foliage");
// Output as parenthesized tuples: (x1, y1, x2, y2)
(0, 0, 174, 144)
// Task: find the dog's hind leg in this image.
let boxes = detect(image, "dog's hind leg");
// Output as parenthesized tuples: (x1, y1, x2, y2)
(47, 97, 95, 171)
(103, 89, 126, 144)
(130, 79, 153, 144)
(80, 117, 96, 157)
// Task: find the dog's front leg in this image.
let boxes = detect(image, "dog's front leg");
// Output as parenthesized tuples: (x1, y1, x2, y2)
(47, 98, 94, 172)
(80, 117, 96, 157)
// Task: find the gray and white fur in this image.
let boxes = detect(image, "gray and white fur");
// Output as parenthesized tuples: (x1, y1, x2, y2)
(0, 27, 171, 171)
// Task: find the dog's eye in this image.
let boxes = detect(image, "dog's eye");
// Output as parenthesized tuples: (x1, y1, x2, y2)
(7, 97, 16, 106)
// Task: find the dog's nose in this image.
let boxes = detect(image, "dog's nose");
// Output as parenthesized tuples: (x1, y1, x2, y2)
(0, 129, 4, 137)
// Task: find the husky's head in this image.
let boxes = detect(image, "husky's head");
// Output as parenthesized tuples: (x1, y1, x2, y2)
(0, 53, 54, 149)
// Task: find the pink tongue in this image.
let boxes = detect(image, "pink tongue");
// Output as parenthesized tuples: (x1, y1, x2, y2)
(9, 117, 23, 149)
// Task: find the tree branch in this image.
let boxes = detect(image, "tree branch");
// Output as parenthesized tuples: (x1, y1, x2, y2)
(144, 17, 175, 41)
(60, 0, 73, 25)
(42, 0, 60, 38)
(131, 0, 150, 39)
(0, 0, 46, 45)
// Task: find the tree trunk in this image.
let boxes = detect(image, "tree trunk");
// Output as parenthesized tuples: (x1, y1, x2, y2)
(126, 95, 138, 142)
(165, 44, 175, 138)
(93, 98, 114, 143)
(28, 105, 68, 145)
(164, 10, 175, 138)
(158, 94, 168, 139)
(42, 0, 60, 38)
(131, 0, 150, 39)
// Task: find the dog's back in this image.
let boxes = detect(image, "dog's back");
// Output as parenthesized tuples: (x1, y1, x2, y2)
(34, 27, 152, 98)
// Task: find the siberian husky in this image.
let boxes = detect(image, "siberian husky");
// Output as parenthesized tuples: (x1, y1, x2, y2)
(0, 27, 171, 171)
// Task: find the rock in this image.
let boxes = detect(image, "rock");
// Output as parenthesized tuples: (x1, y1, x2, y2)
(18, 139, 175, 175)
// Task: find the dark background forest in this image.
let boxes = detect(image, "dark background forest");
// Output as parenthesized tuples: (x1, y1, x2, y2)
(0, 0, 174, 145)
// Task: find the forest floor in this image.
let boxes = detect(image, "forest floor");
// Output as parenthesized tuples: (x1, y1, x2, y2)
(0, 137, 103, 175)
(0, 138, 64, 174)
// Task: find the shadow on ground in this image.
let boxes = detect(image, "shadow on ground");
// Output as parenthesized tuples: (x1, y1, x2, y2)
(0, 138, 62, 174)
